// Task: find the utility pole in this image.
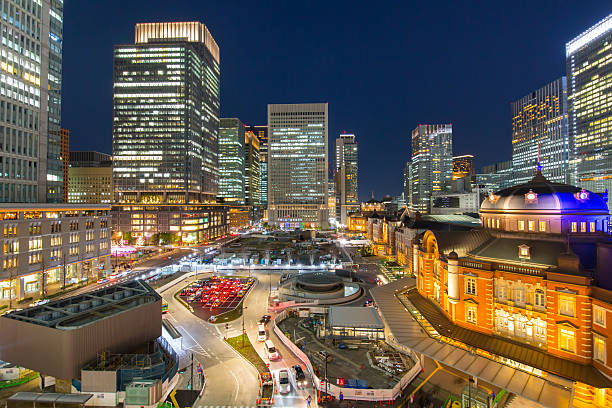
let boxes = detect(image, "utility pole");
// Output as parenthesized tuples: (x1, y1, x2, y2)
(190, 353, 194, 390)
(242, 304, 248, 348)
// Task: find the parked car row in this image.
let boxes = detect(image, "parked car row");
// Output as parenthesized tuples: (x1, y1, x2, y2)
(181, 276, 254, 309)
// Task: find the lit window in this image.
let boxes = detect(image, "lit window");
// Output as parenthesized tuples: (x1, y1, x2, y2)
(580, 222, 587, 232)
(518, 244, 530, 259)
(594, 334, 606, 364)
(590, 221, 596, 232)
(559, 295, 576, 317)
(496, 219, 500, 229)
(487, 218, 490, 228)
(571, 222, 577, 233)
(528, 220, 535, 231)
(465, 277, 476, 295)
(559, 327, 576, 353)
(539, 221, 546, 232)
(518, 220, 525, 231)
(594, 305, 606, 327)
(466, 305, 477, 324)
(535, 289, 545, 307)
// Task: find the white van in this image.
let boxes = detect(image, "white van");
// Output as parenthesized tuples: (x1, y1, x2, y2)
(264, 340, 279, 360)
(257, 323, 267, 342)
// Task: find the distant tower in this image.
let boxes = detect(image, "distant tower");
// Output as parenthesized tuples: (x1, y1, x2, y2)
(410, 124, 453, 213)
(334, 133, 359, 225)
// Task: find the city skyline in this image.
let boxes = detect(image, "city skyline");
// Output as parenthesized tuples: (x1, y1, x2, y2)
(62, 1, 611, 202)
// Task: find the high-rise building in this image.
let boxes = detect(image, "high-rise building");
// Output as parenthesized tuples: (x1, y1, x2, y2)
(246, 125, 268, 208)
(218, 118, 245, 204)
(244, 130, 261, 207)
(60, 128, 70, 203)
(267, 103, 329, 229)
(111, 22, 228, 245)
(328, 177, 335, 224)
(334, 133, 359, 225)
(410, 124, 453, 213)
(113, 22, 220, 205)
(452, 155, 475, 181)
(477, 160, 514, 192)
(566, 14, 612, 193)
(404, 161, 412, 209)
(68, 151, 113, 204)
(45, 1, 64, 203)
(0, 1, 63, 203)
(511, 78, 569, 185)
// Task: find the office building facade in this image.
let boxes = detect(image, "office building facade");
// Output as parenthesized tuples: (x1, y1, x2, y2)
(566, 14, 612, 193)
(511, 78, 569, 185)
(0, 0, 63, 203)
(452, 155, 474, 181)
(410, 124, 453, 213)
(244, 130, 260, 207)
(0, 204, 111, 306)
(267, 103, 329, 229)
(111, 22, 227, 244)
(334, 133, 358, 225)
(68, 151, 112, 204)
(246, 125, 268, 208)
(113, 22, 220, 205)
(60, 128, 69, 203)
(218, 118, 245, 204)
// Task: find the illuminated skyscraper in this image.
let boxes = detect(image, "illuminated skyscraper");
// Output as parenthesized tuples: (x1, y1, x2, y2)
(267, 103, 329, 229)
(246, 125, 268, 207)
(410, 124, 453, 213)
(0, 0, 63, 203)
(244, 130, 261, 207)
(111, 22, 228, 245)
(511, 78, 569, 185)
(334, 133, 358, 225)
(218, 118, 245, 204)
(452, 155, 475, 181)
(113, 22, 220, 204)
(566, 14, 612, 193)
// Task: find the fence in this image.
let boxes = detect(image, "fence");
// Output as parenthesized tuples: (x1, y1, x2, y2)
(272, 308, 422, 402)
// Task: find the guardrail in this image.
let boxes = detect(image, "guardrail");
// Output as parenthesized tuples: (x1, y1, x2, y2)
(272, 307, 422, 402)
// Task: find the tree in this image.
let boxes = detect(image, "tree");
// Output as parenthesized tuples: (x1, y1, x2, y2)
(123, 232, 135, 245)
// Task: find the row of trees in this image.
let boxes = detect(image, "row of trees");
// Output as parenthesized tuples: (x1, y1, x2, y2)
(119, 232, 179, 246)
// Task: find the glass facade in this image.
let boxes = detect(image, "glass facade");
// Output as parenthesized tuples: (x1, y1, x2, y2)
(218, 118, 245, 204)
(511, 78, 569, 185)
(244, 130, 260, 207)
(334, 133, 358, 223)
(566, 14, 612, 193)
(112, 22, 220, 205)
(0, 0, 61, 203)
(267, 103, 328, 229)
(410, 124, 453, 213)
(245, 125, 268, 208)
(452, 155, 475, 180)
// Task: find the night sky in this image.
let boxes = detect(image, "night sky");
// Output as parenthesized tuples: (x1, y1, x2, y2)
(64, 1, 611, 202)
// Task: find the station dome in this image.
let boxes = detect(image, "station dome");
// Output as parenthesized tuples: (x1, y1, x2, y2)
(480, 171, 609, 215)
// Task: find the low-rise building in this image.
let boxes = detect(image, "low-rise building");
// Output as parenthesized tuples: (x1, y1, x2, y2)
(0, 204, 111, 305)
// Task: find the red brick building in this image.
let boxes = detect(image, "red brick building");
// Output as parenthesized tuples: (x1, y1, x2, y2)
(412, 172, 612, 406)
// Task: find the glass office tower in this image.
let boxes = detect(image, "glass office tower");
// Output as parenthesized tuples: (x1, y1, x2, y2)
(111, 22, 227, 245)
(566, 14, 612, 193)
(246, 125, 268, 208)
(244, 130, 260, 207)
(511, 78, 569, 185)
(334, 133, 358, 225)
(268, 103, 328, 229)
(410, 124, 453, 213)
(0, 0, 62, 203)
(452, 155, 475, 181)
(218, 118, 245, 204)
(113, 22, 220, 204)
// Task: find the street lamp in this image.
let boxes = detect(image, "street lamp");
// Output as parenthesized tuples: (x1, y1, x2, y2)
(242, 304, 248, 348)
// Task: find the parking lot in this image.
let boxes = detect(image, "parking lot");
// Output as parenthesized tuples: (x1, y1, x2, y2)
(179, 276, 254, 320)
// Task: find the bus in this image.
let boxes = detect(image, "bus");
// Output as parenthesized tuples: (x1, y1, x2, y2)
(162, 300, 169, 314)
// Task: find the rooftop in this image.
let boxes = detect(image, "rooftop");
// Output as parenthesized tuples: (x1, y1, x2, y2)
(2, 280, 159, 329)
(328, 306, 384, 329)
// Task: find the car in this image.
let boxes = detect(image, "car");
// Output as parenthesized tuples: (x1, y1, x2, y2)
(264, 340, 280, 361)
(257, 323, 267, 342)
(277, 369, 291, 394)
(260, 315, 272, 324)
(97, 277, 109, 284)
(292, 365, 307, 388)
